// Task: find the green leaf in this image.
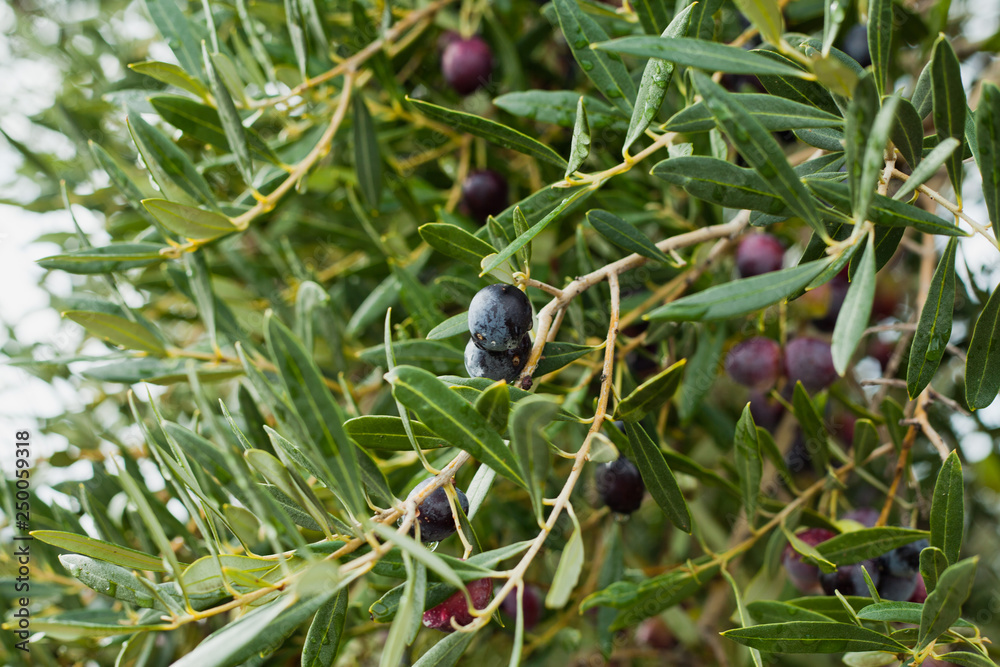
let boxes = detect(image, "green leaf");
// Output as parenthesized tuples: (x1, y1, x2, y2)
(127, 113, 216, 208)
(63, 311, 166, 355)
(587, 209, 670, 264)
(32, 530, 169, 572)
(722, 622, 906, 654)
(849, 79, 901, 225)
(594, 37, 808, 77)
(733, 404, 763, 523)
(130, 61, 210, 98)
(930, 450, 965, 564)
(38, 242, 166, 274)
(353, 92, 383, 209)
(359, 340, 464, 370)
(23, 610, 168, 640)
(918, 557, 978, 650)
(746, 600, 835, 624)
(906, 237, 958, 398)
(832, 233, 876, 374)
(920, 545, 949, 594)
(936, 653, 998, 667)
(792, 381, 829, 473)
(202, 43, 252, 185)
(678, 325, 724, 423)
(868, 0, 893, 97)
(512, 206, 531, 270)
(623, 421, 691, 532)
(565, 97, 591, 177)
(141, 198, 237, 241)
(344, 416, 448, 451)
(966, 284, 1000, 409)
(552, 0, 636, 115)
(412, 632, 475, 667)
(302, 588, 348, 667)
(892, 100, 924, 175)
(931, 35, 967, 198)
(857, 600, 974, 627)
(149, 95, 279, 164)
(783, 525, 836, 572)
(891, 138, 960, 201)
(511, 395, 558, 522)
(475, 379, 512, 433)
(816, 528, 930, 565)
(266, 315, 366, 517)
(59, 554, 160, 608)
(692, 71, 825, 237)
(756, 51, 840, 116)
(545, 510, 583, 609)
(493, 91, 627, 131)
(534, 341, 603, 376)
(666, 94, 842, 133)
(614, 359, 686, 421)
(142, 0, 205, 78)
(608, 563, 719, 629)
(427, 312, 469, 341)
(731, 0, 783, 44)
(806, 180, 966, 236)
(647, 259, 830, 322)
(370, 524, 466, 592)
(386, 365, 526, 487)
(407, 98, 567, 168)
(651, 156, 790, 214)
(852, 418, 879, 465)
(623, 5, 693, 154)
(976, 83, 1000, 238)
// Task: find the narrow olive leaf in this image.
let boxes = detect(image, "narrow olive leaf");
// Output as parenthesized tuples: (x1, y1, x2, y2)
(734, 404, 763, 523)
(565, 97, 591, 177)
(852, 419, 879, 465)
(303, 588, 348, 667)
(493, 91, 627, 131)
(806, 181, 966, 236)
(127, 113, 217, 208)
(32, 531, 169, 572)
(353, 93, 383, 209)
(832, 233, 876, 374)
(344, 416, 448, 451)
(857, 600, 976, 627)
(407, 98, 567, 168)
(615, 359, 686, 421)
(930, 451, 965, 564)
(380, 551, 417, 667)
(202, 43, 252, 185)
(553, 0, 636, 115)
(666, 94, 842, 133)
(587, 209, 670, 264)
(868, 0, 893, 96)
(130, 61, 209, 98)
(65, 555, 159, 607)
(623, 5, 693, 155)
(284, 0, 307, 77)
(746, 600, 835, 624)
(783, 524, 836, 572)
(512, 206, 531, 270)
(844, 75, 879, 222)
(920, 545, 949, 593)
(545, 510, 583, 609)
(647, 259, 829, 322)
(89, 141, 164, 233)
(936, 653, 998, 667)
(966, 284, 1000, 409)
(722, 571, 764, 667)
(722, 622, 907, 654)
(149, 95, 279, 164)
(892, 102, 924, 178)
(755, 51, 840, 116)
(594, 37, 806, 77)
(533, 341, 601, 375)
(692, 72, 825, 237)
(607, 564, 720, 629)
(688, 0, 723, 40)
(481, 187, 590, 277)
(412, 631, 475, 667)
(142, 199, 237, 241)
(791, 382, 830, 473)
(475, 380, 511, 433)
(386, 365, 526, 487)
(142, 0, 205, 78)
(64, 311, 166, 356)
(857, 93, 901, 224)
(906, 238, 958, 398)
(38, 243, 165, 275)
(511, 396, 558, 523)
(816, 528, 930, 565)
(652, 156, 790, 214)
(427, 312, 470, 341)
(265, 315, 366, 516)
(508, 584, 525, 667)
(419, 223, 496, 267)
(931, 35, 967, 198)
(892, 138, 960, 201)
(731, 0, 783, 45)
(918, 557, 978, 650)
(623, 421, 691, 532)
(976, 83, 1000, 238)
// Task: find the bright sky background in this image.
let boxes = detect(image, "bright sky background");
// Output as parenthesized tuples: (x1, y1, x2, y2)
(0, 0, 998, 479)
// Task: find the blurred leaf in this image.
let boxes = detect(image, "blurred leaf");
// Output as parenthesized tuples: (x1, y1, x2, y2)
(359, 340, 464, 369)
(545, 510, 583, 608)
(595, 37, 807, 77)
(37, 243, 166, 274)
(614, 359, 686, 421)
(408, 98, 567, 168)
(723, 622, 906, 653)
(127, 113, 216, 208)
(731, 0, 783, 44)
(857, 600, 974, 627)
(918, 557, 978, 650)
(852, 418, 878, 464)
(816, 528, 930, 565)
(149, 95, 280, 164)
(202, 43, 252, 185)
(936, 653, 997, 667)
(411, 632, 475, 666)
(931, 36, 967, 198)
(832, 233, 876, 374)
(609, 563, 719, 629)
(587, 209, 670, 264)
(733, 404, 762, 523)
(142, 198, 236, 240)
(906, 238, 958, 398)
(493, 91, 627, 131)
(303, 588, 348, 667)
(130, 60, 210, 98)
(965, 284, 1000, 409)
(623, 421, 691, 531)
(930, 450, 964, 564)
(64, 311, 166, 355)
(142, 0, 205, 78)
(552, 0, 636, 114)
(387, 365, 526, 487)
(353, 92, 383, 209)
(475, 379, 512, 433)
(427, 312, 470, 341)
(511, 395, 557, 522)
(976, 83, 1000, 238)
(623, 5, 693, 154)
(32, 530, 169, 572)
(678, 325, 724, 423)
